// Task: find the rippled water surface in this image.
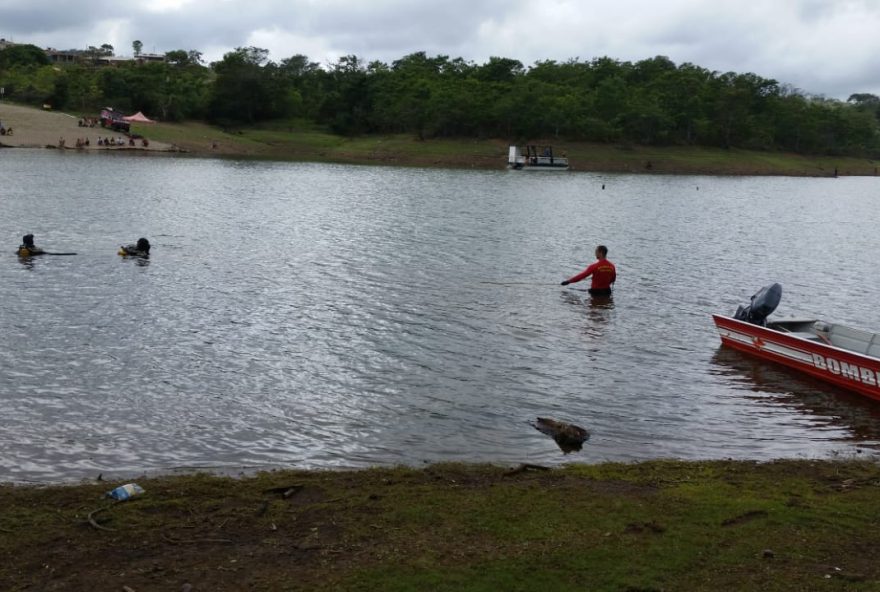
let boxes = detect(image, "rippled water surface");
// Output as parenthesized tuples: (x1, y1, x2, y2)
(2, 150, 880, 482)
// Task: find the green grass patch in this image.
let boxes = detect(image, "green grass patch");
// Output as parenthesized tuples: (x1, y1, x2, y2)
(131, 119, 879, 176)
(3, 460, 880, 590)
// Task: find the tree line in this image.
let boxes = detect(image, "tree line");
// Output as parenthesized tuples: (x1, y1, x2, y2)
(2, 43, 879, 156)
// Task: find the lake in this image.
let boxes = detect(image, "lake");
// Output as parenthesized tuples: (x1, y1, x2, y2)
(2, 149, 880, 483)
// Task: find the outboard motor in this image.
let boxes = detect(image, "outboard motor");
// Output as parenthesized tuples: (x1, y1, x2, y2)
(734, 283, 782, 326)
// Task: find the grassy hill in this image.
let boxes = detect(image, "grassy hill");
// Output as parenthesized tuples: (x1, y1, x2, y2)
(138, 118, 880, 176)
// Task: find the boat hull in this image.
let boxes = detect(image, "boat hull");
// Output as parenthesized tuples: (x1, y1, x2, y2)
(508, 164, 570, 171)
(507, 145, 569, 170)
(712, 315, 880, 401)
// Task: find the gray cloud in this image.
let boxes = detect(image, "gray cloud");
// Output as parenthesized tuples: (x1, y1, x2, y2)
(1, 0, 879, 98)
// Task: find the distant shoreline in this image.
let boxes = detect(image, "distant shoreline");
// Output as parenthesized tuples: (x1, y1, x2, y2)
(0, 102, 176, 153)
(3, 101, 878, 177)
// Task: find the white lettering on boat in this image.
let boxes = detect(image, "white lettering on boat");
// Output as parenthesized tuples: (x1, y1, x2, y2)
(828, 358, 840, 374)
(841, 362, 860, 380)
(811, 353, 880, 387)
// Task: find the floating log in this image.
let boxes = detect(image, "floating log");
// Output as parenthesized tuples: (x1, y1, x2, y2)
(531, 417, 590, 453)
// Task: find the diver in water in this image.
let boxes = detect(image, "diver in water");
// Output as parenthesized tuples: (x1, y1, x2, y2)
(17, 234, 45, 257)
(119, 237, 151, 258)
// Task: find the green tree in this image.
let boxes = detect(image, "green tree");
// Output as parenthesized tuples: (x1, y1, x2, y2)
(660, 63, 713, 144)
(98, 67, 132, 111)
(317, 55, 371, 134)
(476, 56, 524, 83)
(278, 54, 323, 118)
(847, 93, 880, 123)
(64, 66, 102, 111)
(0, 44, 49, 68)
(847, 93, 880, 107)
(5, 42, 872, 156)
(210, 47, 293, 123)
(165, 49, 204, 67)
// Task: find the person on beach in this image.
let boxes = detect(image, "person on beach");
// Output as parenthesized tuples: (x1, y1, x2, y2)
(119, 237, 151, 258)
(561, 245, 616, 296)
(17, 234, 45, 257)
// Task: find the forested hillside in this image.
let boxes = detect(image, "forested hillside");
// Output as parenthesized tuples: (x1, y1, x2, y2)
(2, 43, 879, 156)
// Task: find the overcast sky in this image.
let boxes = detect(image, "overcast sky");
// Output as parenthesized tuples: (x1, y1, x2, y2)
(2, 0, 879, 99)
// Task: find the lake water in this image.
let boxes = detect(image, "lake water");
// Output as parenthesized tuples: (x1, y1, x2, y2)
(2, 150, 880, 483)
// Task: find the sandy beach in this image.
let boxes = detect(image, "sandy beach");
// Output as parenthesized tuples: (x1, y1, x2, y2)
(0, 102, 174, 152)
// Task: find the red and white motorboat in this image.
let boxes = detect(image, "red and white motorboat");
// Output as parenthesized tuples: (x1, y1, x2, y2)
(713, 284, 880, 401)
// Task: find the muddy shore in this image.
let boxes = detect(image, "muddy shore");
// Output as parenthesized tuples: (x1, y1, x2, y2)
(3, 460, 880, 591)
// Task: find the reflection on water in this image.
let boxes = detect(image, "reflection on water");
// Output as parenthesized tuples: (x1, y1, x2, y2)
(561, 290, 614, 339)
(3, 151, 880, 482)
(710, 347, 880, 446)
(17, 256, 36, 271)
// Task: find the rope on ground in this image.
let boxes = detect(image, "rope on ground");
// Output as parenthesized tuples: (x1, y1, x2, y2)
(503, 463, 551, 477)
(87, 505, 116, 532)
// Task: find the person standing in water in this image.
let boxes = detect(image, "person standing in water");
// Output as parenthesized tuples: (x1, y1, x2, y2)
(561, 245, 616, 296)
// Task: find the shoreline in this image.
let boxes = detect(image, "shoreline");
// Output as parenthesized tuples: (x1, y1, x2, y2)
(2, 459, 880, 590)
(0, 101, 178, 153)
(4, 101, 878, 176)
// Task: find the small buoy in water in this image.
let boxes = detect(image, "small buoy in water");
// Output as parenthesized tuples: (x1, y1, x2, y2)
(602, 184, 605, 190)
(531, 417, 590, 453)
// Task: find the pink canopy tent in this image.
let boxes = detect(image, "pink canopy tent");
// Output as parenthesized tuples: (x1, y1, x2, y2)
(122, 111, 155, 123)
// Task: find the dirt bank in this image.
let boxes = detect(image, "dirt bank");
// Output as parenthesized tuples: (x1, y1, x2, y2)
(0, 102, 175, 152)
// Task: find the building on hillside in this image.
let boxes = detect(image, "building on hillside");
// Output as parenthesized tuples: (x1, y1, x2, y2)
(95, 54, 166, 66)
(45, 48, 81, 64)
(136, 53, 166, 63)
(3, 40, 166, 66)
(95, 55, 133, 66)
